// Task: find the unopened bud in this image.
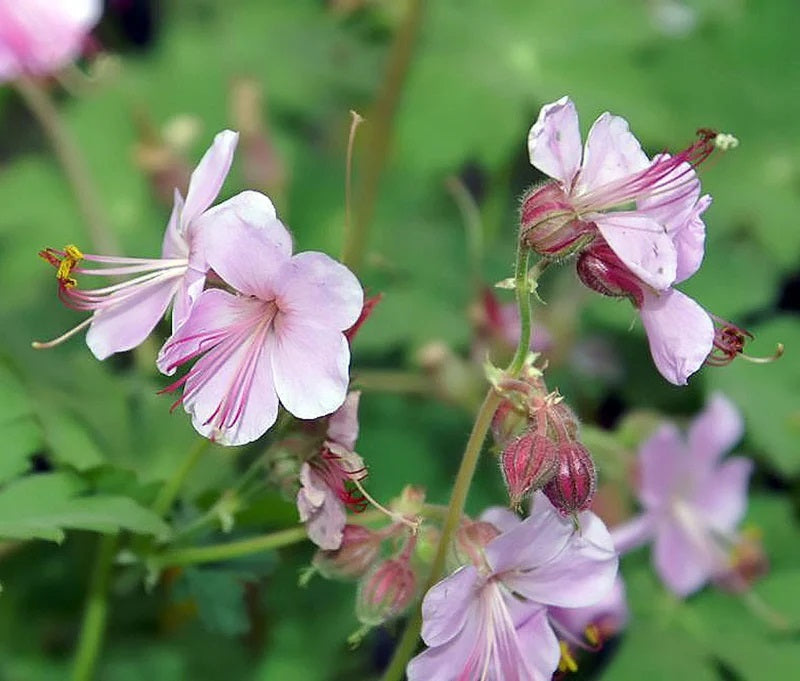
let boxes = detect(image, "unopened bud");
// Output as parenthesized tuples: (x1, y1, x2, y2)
(576, 240, 644, 307)
(501, 431, 558, 508)
(313, 524, 382, 581)
(543, 441, 597, 515)
(491, 399, 529, 448)
(449, 520, 500, 571)
(520, 183, 594, 258)
(391, 485, 426, 517)
(356, 558, 417, 626)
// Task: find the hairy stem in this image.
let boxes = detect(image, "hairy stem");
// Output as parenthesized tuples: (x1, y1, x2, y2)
(15, 77, 118, 255)
(341, 0, 424, 271)
(71, 535, 117, 681)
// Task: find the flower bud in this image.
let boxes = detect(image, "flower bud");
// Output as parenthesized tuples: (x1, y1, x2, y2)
(520, 182, 594, 258)
(356, 558, 417, 626)
(312, 524, 382, 581)
(576, 240, 644, 307)
(448, 520, 500, 571)
(543, 441, 597, 515)
(491, 399, 528, 448)
(501, 430, 558, 507)
(391, 485, 426, 517)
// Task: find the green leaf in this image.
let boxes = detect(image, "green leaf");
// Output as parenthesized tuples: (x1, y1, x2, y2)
(176, 568, 250, 637)
(0, 473, 169, 542)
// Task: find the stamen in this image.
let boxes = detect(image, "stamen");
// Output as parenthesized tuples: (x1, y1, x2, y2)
(558, 641, 579, 673)
(31, 316, 93, 349)
(350, 478, 421, 533)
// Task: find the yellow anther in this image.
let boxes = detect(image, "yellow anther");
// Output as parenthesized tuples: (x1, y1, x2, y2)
(558, 641, 579, 674)
(64, 244, 84, 260)
(55, 244, 83, 284)
(584, 624, 601, 647)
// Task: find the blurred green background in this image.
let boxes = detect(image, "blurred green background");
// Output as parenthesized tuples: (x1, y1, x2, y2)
(0, 0, 799, 679)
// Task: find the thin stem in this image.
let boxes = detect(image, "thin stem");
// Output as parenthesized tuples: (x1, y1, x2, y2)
(151, 438, 212, 517)
(382, 244, 537, 681)
(71, 534, 117, 681)
(341, 0, 424, 272)
(15, 77, 118, 255)
(342, 110, 364, 263)
(445, 175, 484, 289)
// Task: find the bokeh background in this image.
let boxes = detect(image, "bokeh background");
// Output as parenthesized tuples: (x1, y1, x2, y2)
(0, 0, 798, 679)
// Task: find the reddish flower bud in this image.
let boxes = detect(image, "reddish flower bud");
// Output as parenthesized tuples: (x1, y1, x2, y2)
(520, 182, 595, 258)
(312, 524, 382, 580)
(576, 240, 645, 307)
(449, 520, 501, 571)
(356, 558, 417, 626)
(543, 441, 597, 515)
(501, 430, 558, 507)
(491, 399, 528, 448)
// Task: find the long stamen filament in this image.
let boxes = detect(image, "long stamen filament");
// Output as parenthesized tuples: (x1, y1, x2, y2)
(32, 316, 93, 349)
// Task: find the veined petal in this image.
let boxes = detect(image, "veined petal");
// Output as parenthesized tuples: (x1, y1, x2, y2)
(479, 507, 522, 534)
(653, 517, 713, 597)
(181, 130, 239, 227)
(273, 251, 363, 331)
(673, 194, 710, 284)
(690, 457, 752, 533)
(687, 392, 744, 466)
(527, 96, 583, 187)
(420, 565, 482, 647)
(639, 288, 714, 385)
(171, 266, 206, 332)
(636, 155, 701, 235)
(638, 423, 689, 509)
(513, 606, 561, 681)
(271, 319, 350, 420)
(326, 391, 361, 451)
(594, 212, 677, 290)
(577, 111, 649, 194)
(161, 190, 187, 259)
(407, 610, 482, 681)
(297, 464, 347, 550)
(86, 277, 180, 360)
(503, 510, 618, 608)
(200, 204, 292, 299)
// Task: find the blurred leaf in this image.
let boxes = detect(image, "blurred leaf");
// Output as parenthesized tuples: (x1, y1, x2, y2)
(176, 567, 250, 637)
(0, 472, 169, 542)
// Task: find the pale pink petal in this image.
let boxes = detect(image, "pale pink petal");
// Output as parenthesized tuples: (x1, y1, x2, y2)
(270, 320, 350, 420)
(653, 518, 712, 596)
(687, 392, 744, 466)
(513, 606, 561, 680)
(161, 190, 187, 259)
(503, 510, 618, 608)
(577, 112, 649, 194)
(673, 194, 711, 284)
(638, 423, 688, 508)
(171, 266, 206, 331)
(408, 612, 482, 681)
(201, 205, 291, 299)
(273, 252, 363, 331)
(594, 212, 677, 290)
(86, 278, 180, 360)
(637, 155, 701, 235)
(479, 507, 522, 534)
(549, 576, 628, 641)
(326, 391, 361, 451)
(610, 514, 655, 553)
(486, 495, 573, 575)
(181, 130, 239, 226)
(527, 96, 583, 187)
(297, 464, 346, 550)
(639, 288, 714, 385)
(420, 565, 481, 646)
(689, 457, 752, 533)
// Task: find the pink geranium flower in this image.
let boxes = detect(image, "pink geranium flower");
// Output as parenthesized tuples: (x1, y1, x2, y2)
(157, 212, 363, 446)
(0, 0, 102, 82)
(37, 130, 242, 359)
(297, 392, 368, 550)
(611, 393, 754, 596)
(407, 494, 618, 681)
(525, 96, 721, 384)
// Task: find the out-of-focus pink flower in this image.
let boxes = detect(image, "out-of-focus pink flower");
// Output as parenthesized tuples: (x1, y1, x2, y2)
(407, 494, 618, 681)
(297, 392, 367, 549)
(611, 393, 754, 596)
(38, 130, 240, 359)
(157, 213, 362, 445)
(525, 96, 722, 385)
(0, 0, 102, 82)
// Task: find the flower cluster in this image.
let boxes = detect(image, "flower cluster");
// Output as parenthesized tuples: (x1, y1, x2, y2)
(408, 495, 619, 681)
(39, 131, 364, 446)
(611, 393, 762, 596)
(523, 96, 747, 385)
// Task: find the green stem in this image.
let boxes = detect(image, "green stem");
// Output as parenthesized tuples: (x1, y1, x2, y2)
(152, 439, 211, 517)
(341, 0, 424, 272)
(71, 534, 117, 681)
(382, 244, 536, 681)
(15, 77, 118, 255)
